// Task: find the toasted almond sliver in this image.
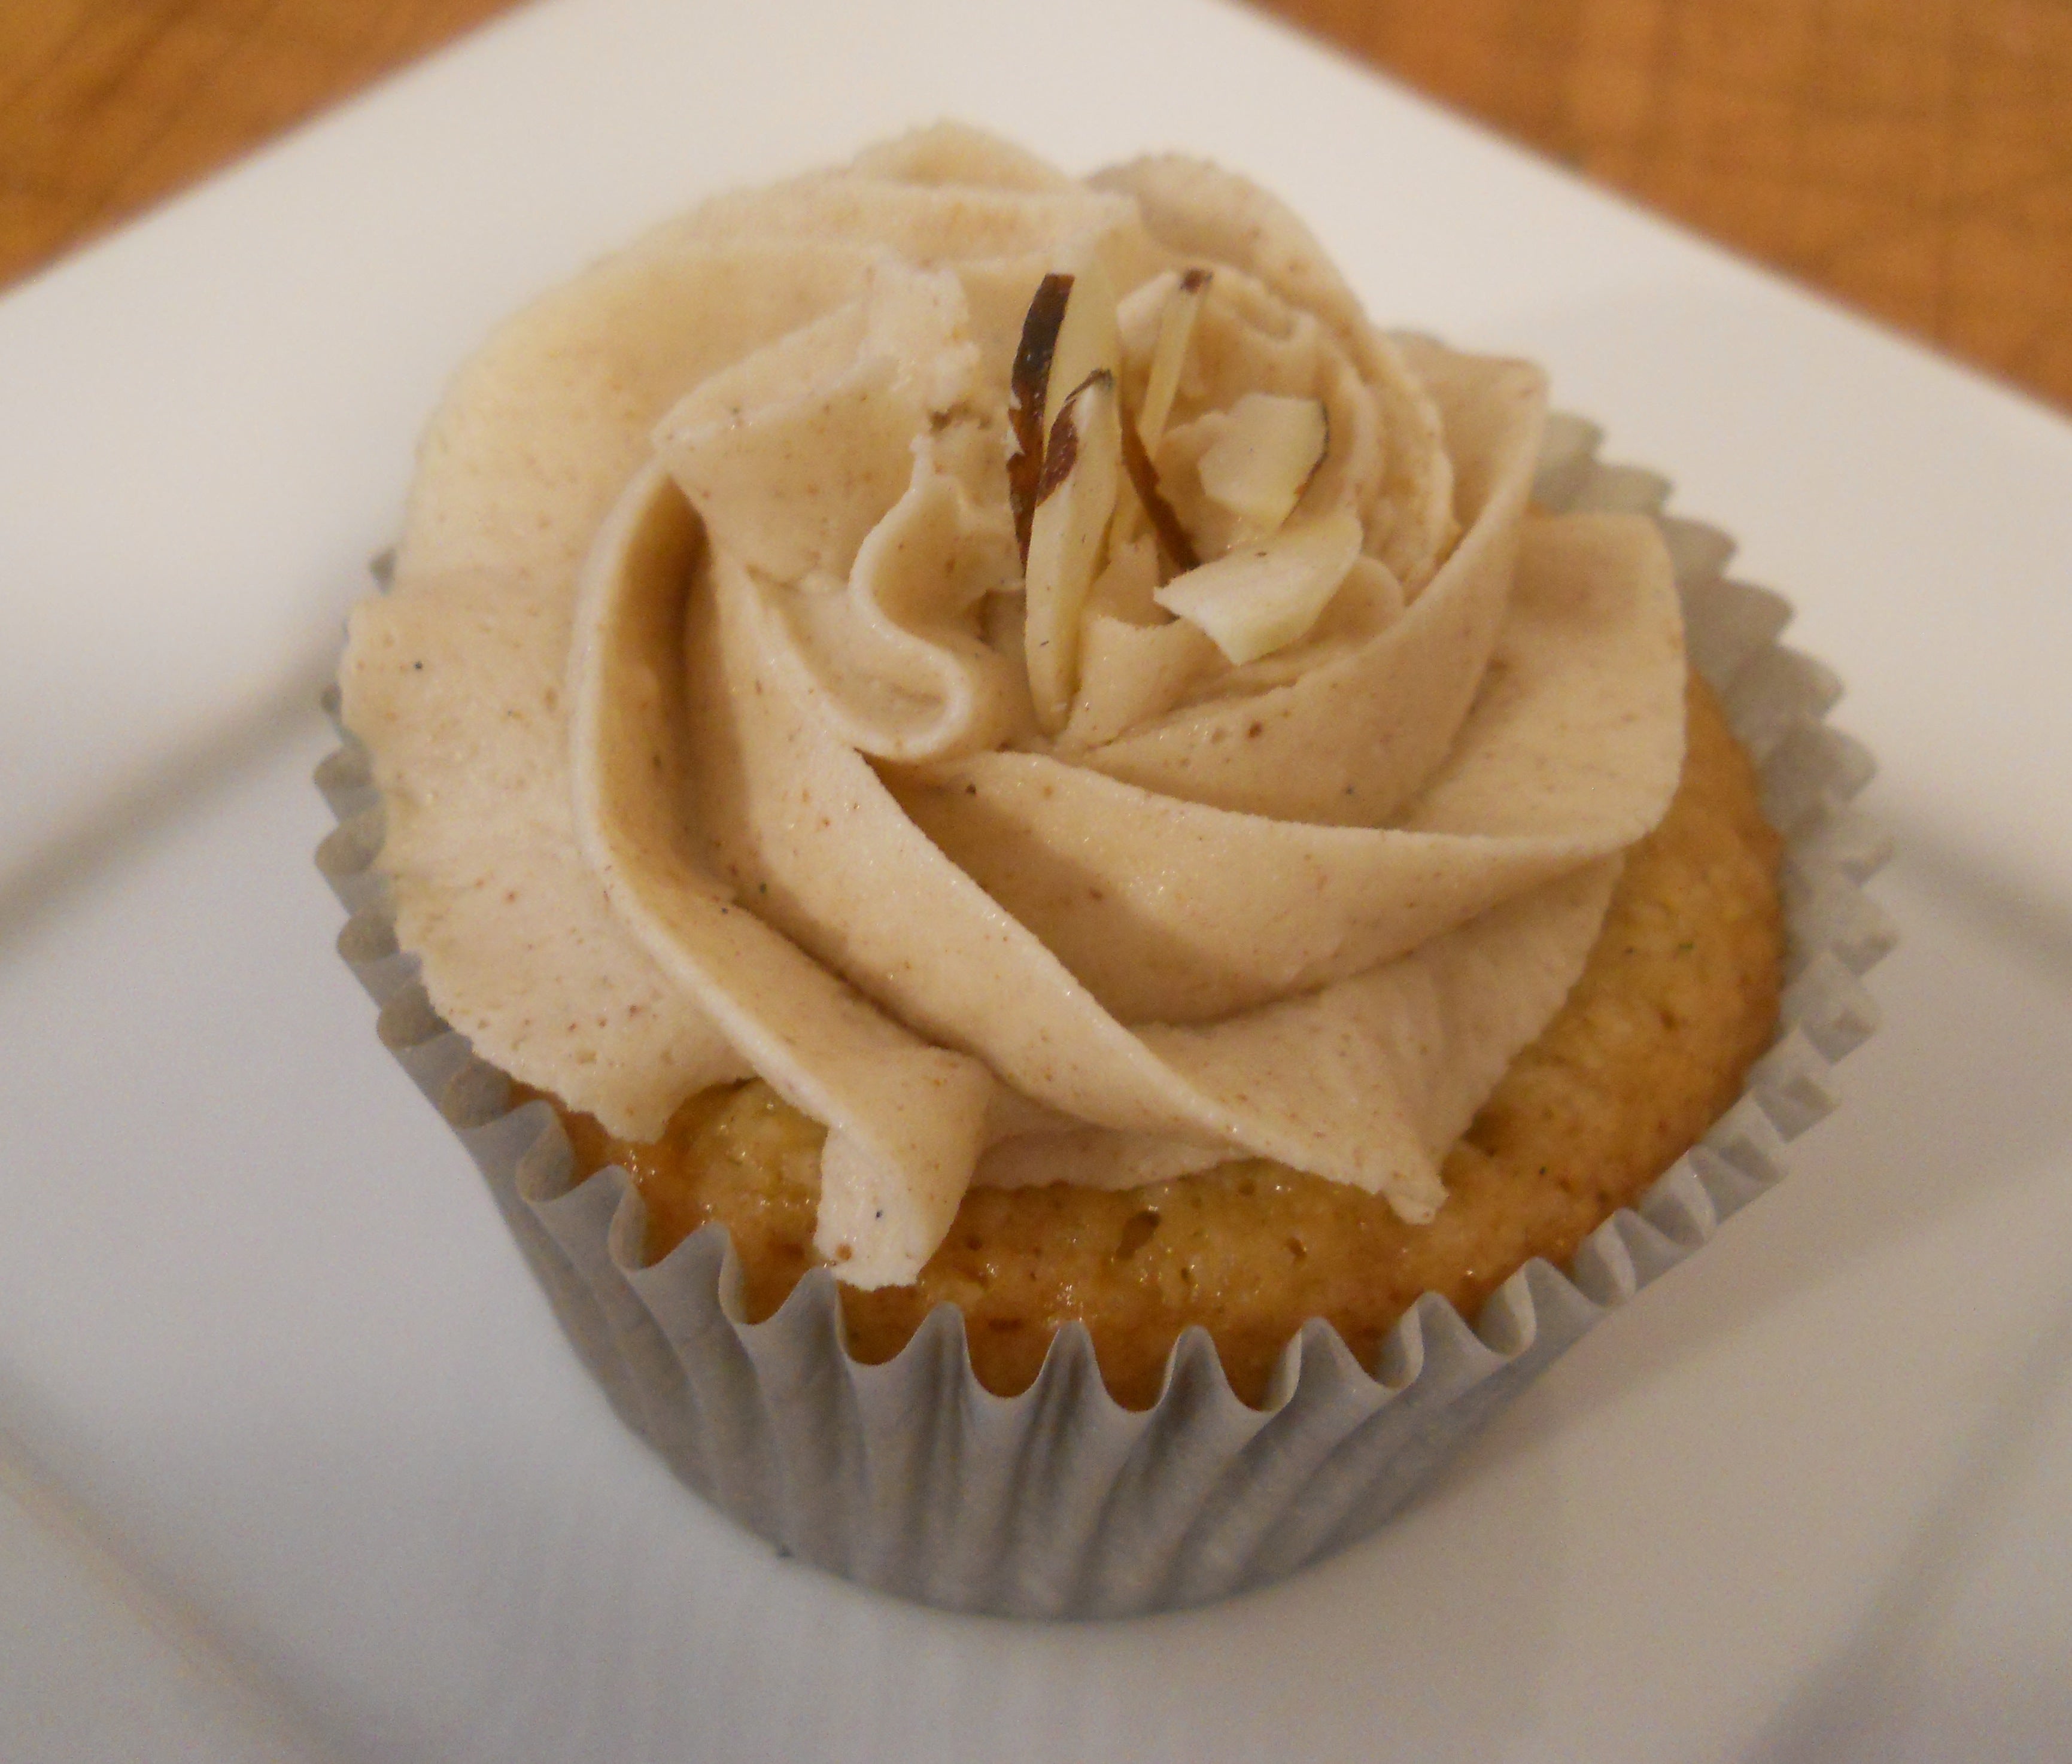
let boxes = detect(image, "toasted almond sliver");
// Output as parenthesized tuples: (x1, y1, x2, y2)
(1139, 266, 1210, 453)
(1026, 372, 1123, 733)
(1041, 258, 1123, 444)
(1117, 387, 1199, 575)
(1196, 392, 1330, 543)
(1152, 507, 1362, 665)
(1007, 273, 1074, 561)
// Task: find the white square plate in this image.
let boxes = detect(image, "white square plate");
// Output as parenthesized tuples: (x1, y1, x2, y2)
(4, 1, 2070, 1757)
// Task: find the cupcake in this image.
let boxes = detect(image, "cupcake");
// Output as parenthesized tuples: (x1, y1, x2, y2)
(319, 124, 1888, 1614)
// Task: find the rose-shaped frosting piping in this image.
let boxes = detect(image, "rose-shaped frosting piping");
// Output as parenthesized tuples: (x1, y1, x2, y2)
(342, 125, 1685, 1287)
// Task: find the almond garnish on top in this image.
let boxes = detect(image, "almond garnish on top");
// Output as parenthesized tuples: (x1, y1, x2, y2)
(1137, 266, 1210, 452)
(1195, 392, 1330, 543)
(1024, 369, 1123, 734)
(1153, 507, 1363, 665)
(1011, 260, 1351, 725)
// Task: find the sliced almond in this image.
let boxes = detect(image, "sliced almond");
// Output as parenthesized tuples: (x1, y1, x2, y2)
(1196, 392, 1329, 543)
(1138, 266, 1210, 452)
(1008, 260, 1125, 564)
(1042, 257, 1123, 439)
(1117, 390, 1199, 575)
(1025, 370, 1122, 734)
(1007, 273, 1073, 560)
(1152, 507, 1363, 665)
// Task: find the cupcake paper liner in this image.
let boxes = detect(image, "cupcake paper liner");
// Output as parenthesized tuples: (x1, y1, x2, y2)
(315, 414, 1892, 1618)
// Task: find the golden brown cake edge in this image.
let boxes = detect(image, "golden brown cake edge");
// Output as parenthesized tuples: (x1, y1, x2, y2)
(555, 671, 1782, 1409)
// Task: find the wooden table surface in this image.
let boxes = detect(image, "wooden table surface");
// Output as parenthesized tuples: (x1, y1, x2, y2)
(4, 0, 2069, 412)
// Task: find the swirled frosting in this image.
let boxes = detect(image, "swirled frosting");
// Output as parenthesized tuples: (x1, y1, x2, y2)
(342, 125, 1685, 1286)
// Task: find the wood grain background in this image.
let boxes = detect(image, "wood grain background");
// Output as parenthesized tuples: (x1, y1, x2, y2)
(4, 0, 2069, 410)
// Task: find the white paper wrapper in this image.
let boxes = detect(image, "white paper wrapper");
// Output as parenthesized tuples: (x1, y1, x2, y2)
(315, 418, 1891, 1618)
